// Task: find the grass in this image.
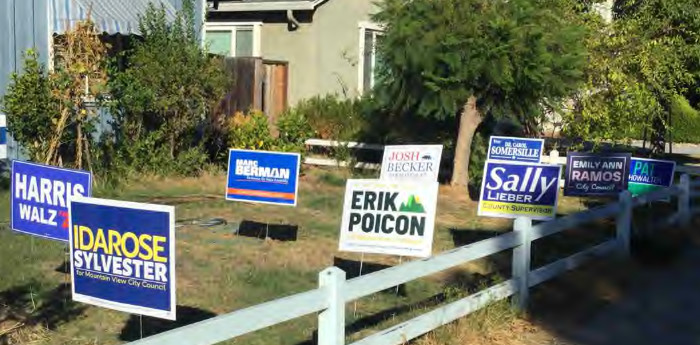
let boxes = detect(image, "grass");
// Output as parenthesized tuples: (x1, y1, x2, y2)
(0, 166, 681, 345)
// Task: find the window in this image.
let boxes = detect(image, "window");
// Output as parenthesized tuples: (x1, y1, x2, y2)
(358, 22, 383, 94)
(204, 23, 262, 57)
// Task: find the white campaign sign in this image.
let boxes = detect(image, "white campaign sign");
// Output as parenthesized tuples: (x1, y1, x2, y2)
(338, 179, 439, 258)
(380, 145, 443, 182)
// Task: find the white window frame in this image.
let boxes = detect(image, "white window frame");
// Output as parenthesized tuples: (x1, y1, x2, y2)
(357, 21, 384, 95)
(204, 22, 263, 57)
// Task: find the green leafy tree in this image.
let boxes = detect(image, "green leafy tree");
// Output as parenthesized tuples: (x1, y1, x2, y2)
(374, 0, 587, 188)
(1, 51, 57, 162)
(109, 0, 227, 160)
(568, 0, 700, 153)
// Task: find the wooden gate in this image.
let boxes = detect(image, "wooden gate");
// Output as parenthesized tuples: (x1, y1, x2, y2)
(220, 57, 288, 128)
(262, 60, 289, 126)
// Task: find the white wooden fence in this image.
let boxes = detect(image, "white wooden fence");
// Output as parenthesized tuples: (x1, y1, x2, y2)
(126, 172, 700, 345)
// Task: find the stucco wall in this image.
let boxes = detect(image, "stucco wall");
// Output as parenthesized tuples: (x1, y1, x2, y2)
(260, 0, 379, 105)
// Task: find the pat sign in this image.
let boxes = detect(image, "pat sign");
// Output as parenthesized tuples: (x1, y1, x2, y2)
(380, 145, 443, 182)
(226, 149, 301, 206)
(339, 180, 439, 258)
(478, 161, 561, 220)
(488, 136, 544, 163)
(628, 158, 676, 196)
(11, 161, 92, 241)
(565, 153, 631, 196)
(69, 197, 176, 320)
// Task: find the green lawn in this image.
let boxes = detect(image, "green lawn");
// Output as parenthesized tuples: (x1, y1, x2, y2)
(0, 167, 639, 345)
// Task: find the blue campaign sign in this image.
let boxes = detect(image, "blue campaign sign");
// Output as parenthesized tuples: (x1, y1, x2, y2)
(226, 149, 301, 206)
(69, 197, 176, 320)
(11, 161, 92, 241)
(487, 136, 545, 163)
(628, 157, 676, 196)
(478, 161, 561, 220)
(565, 152, 631, 197)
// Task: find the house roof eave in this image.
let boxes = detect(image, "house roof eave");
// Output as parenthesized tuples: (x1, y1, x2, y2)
(211, 0, 330, 12)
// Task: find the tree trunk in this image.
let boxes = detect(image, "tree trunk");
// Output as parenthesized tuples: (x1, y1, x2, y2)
(450, 96, 483, 188)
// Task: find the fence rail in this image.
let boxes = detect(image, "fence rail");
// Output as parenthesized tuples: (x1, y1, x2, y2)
(128, 173, 699, 345)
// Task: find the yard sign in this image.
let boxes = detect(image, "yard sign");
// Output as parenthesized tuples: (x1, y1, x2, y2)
(0, 114, 7, 159)
(69, 196, 176, 320)
(380, 145, 443, 182)
(11, 160, 92, 241)
(564, 152, 631, 196)
(628, 157, 676, 196)
(226, 149, 301, 206)
(487, 136, 545, 163)
(339, 179, 439, 258)
(478, 161, 561, 220)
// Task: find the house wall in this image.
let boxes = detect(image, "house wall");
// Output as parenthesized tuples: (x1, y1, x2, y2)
(260, 0, 379, 105)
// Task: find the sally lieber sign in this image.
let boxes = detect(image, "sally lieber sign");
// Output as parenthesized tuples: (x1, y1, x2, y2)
(339, 180, 439, 258)
(11, 161, 92, 241)
(69, 197, 176, 320)
(380, 145, 443, 182)
(226, 149, 300, 206)
(564, 153, 631, 196)
(478, 161, 561, 220)
(628, 157, 676, 196)
(488, 136, 544, 163)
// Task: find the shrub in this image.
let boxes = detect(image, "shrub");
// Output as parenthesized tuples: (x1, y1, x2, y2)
(293, 94, 366, 141)
(227, 110, 274, 150)
(468, 132, 488, 195)
(277, 108, 314, 147)
(669, 96, 700, 144)
(1, 50, 56, 162)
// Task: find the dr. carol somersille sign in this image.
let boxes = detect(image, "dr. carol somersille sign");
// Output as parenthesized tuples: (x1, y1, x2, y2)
(565, 152, 631, 196)
(478, 161, 561, 220)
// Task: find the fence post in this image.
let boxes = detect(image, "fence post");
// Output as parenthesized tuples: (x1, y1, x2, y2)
(318, 267, 346, 345)
(679, 174, 691, 227)
(616, 191, 632, 257)
(512, 217, 532, 311)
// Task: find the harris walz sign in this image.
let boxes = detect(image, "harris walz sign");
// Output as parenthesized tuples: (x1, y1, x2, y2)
(11, 161, 92, 241)
(478, 161, 561, 220)
(564, 152, 631, 196)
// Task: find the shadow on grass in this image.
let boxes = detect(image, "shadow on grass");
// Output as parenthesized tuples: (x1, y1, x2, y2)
(119, 305, 217, 341)
(449, 228, 504, 247)
(236, 220, 299, 241)
(0, 282, 87, 342)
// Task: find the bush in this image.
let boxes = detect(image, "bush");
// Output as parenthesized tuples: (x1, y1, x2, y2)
(293, 94, 366, 141)
(1, 51, 58, 162)
(468, 132, 488, 195)
(276, 108, 314, 153)
(227, 110, 274, 150)
(669, 96, 700, 143)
